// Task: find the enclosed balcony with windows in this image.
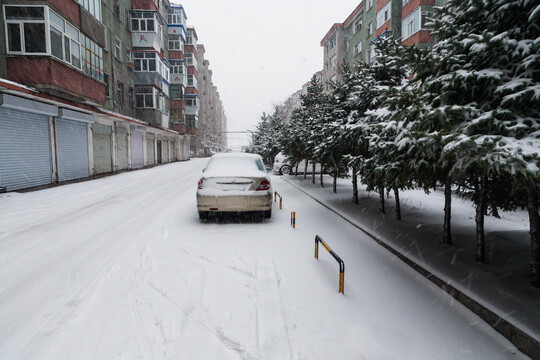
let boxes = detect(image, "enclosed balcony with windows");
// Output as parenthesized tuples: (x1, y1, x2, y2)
(170, 61, 187, 86)
(3, 5, 105, 102)
(132, 51, 170, 91)
(131, 11, 164, 51)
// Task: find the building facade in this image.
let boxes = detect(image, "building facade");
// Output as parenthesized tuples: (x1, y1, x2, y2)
(0, 1, 226, 192)
(320, 0, 445, 88)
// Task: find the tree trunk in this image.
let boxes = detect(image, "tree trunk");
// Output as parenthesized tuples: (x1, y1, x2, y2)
(303, 160, 308, 180)
(331, 158, 338, 193)
(320, 167, 324, 188)
(475, 175, 487, 263)
(442, 177, 453, 245)
(312, 163, 316, 184)
(528, 187, 540, 287)
(394, 187, 401, 221)
(491, 204, 501, 218)
(379, 186, 385, 214)
(352, 167, 358, 204)
(295, 163, 299, 177)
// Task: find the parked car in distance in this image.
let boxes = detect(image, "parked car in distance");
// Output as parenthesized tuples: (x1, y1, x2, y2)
(197, 153, 273, 219)
(272, 152, 323, 175)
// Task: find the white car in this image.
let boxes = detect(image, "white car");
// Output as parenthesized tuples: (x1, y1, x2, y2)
(197, 153, 273, 219)
(272, 152, 323, 175)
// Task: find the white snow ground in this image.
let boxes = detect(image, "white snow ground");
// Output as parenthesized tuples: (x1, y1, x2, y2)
(0, 159, 531, 359)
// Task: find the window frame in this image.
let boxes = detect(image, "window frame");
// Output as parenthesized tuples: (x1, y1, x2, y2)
(4, 5, 48, 55)
(114, 36, 122, 61)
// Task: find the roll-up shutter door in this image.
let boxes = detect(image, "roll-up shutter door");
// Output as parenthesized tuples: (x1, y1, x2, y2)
(169, 140, 175, 162)
(116, 127, 129, 171)
(162, 140, 169, 163)
(132, 130, 144, 169)
(0, 108, 52, 191)
(93, 124, 112, 174)
(146, 134, 155, 166)
(55, 119, 89, 182)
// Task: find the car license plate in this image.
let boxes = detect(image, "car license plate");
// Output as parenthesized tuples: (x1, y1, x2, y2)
(222, 184, 244, 191)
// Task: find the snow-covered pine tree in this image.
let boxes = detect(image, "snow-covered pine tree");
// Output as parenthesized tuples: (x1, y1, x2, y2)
(422, 0, 539, 278)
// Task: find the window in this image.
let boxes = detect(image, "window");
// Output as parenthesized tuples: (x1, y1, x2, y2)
(5, 6, 46, 54)
(402, 0, 412, 6)
(185, 53, 194, 66)
(117, 81, 124, 105)
(47, 9, 81, 68)
(104, 74, 110, 97)
(170, 84, 183, 99)
(402, 8, 434, 40)
(134, 52, 157, 71)
(136, 86, 155, 108)
(126, 49, 131, 62)
(171, 62, 185, 74)
(367, 0, 373, 10)
(377, 2, 391, 29)
(81, 34, 104, 80)
(131, 12, 155, 32)
(365, 48, 371, 63)
(330, 55, 337, 69)
(367, 21, 373, 37)
(185, 97, 198, 107)
(113, 0, 120, 18)
(128, 88, 134, 108)
(186, 31, 194, 45)
(330, 36, 336, 49)
(187, 74, 194, 86)
(169, 34, 182, 50)
(78, 0, 101, 21)
(168, 12, 184, 25)
(354, 18, 362, 33)
(125, 9, 130, 28)
(354, 41, 362, 56)
(114, 37, 121, 60)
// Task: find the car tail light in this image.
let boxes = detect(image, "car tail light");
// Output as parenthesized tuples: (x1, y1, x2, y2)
(198, 179, 204, 189)
(256, 180, 270, 191)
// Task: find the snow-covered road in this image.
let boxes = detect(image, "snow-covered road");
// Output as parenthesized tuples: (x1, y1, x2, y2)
(0, 159, 527, 359)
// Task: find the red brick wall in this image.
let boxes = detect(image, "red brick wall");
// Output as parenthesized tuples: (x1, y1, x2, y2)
(376, 20, 392, 36)
(184, 45, 198, 58)
(7, 57, 105, 103)
(170, 100, 186, 110)
(168, 51, 185, 60)
(131, 0, 157, 11)
(402, 0, 435, 18)
(401, 30, 434, 46)
(376, 0, 391, 12)
(170, 123, 187, 134)
(187, 67, 198, 77)
(185, 87, 198, 95)
(49, 0, 80, 26)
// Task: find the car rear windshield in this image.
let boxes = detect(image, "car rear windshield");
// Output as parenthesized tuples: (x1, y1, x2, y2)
(206, 156, 264, 173)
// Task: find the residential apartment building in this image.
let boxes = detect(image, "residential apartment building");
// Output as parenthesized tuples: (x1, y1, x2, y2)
(321, 0, 444, 88)
(0, 1, 226, 191)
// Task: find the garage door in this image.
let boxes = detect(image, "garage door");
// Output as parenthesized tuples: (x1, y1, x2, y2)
(132, 130, 144, 169)
(162, 140, 169, 163)
(93, 124, 112, 174)
(0, 107, 52, 191)
(146, 134, 155, 166)
(55, 119, 89, 182)
(116, 126, 129, 171)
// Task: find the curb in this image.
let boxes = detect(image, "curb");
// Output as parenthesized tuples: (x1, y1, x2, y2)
(281, 176, 539, 358)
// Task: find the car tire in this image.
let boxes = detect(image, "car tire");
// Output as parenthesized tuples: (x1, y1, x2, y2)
(199, 211, 209, 220)
(264, 209, 272, 219)
(280, 165, 291, 175)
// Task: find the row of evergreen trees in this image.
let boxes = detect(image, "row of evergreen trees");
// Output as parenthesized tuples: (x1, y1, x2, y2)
(250, 0, 540, 286)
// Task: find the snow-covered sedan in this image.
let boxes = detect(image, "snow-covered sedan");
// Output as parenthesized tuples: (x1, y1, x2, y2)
(197, 153, 273, 219)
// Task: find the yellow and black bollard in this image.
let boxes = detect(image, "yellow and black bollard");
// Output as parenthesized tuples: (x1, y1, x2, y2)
(314, 235, 345, 294)
(291, 211, 296, 228)
(274, 191, 283, 210)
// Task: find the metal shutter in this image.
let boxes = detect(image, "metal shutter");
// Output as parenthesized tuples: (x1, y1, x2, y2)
(162, 140, 169, 163)
(92, 124, 112, 174)
(55, 119, 89, 182)
(116, 127, 129, 171)
(146, 133, 155, 166)
(132, 130, 144, 169)
(0, 107, 52, 191)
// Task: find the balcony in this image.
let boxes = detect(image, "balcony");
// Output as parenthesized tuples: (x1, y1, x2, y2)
(132, 32, 162, 52)
(170, 73, 186, 86)
(186, 126, 199, 136)
(133, 71, 164, 89)
(186, 105, 199, 116)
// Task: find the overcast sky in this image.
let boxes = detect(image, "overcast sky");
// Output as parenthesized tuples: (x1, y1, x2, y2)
(174, 0, 362, 149)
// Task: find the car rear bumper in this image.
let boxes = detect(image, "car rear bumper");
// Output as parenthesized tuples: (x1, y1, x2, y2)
(197, 193, 273, 212)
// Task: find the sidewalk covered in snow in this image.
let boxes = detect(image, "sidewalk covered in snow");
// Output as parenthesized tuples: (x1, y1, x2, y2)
(282, 174, 540, 354)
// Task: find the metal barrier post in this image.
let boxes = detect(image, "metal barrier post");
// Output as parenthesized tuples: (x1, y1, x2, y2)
(291, 211, 295, 228)
(314, 235, 345, 294)
(274, 191, 283, 210)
